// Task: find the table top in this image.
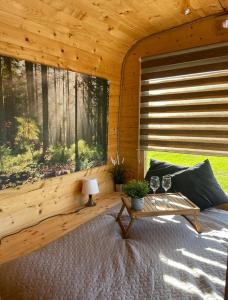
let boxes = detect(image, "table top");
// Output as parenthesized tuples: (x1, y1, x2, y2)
(122, 193, 200, 218)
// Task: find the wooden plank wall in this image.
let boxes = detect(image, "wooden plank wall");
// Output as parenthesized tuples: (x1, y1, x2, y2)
(119, 15, 228, 179)
(0, 10, 122, 239)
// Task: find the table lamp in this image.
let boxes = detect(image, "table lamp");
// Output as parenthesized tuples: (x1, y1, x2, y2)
(82, 178, 99, 207)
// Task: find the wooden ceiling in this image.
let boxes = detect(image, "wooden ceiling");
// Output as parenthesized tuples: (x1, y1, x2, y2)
(0, 0, 227, 78)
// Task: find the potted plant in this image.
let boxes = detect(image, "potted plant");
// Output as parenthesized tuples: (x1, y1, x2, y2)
(123, 180, 149, 211)
(110, 153, 126, 192)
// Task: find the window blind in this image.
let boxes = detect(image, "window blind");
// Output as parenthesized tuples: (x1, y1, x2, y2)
(140, 42, 228, 156)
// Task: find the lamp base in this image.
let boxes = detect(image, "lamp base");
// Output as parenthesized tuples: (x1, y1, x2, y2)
(85, 195, 96, 207)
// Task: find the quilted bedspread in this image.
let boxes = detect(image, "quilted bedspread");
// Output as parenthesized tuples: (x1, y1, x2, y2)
(0, 205, 227, 300)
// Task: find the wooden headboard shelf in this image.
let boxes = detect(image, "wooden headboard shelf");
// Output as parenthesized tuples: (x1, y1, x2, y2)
(0, 192, 121, 264)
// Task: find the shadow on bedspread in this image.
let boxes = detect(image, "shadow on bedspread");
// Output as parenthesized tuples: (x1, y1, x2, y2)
(0, 206, 227, 300)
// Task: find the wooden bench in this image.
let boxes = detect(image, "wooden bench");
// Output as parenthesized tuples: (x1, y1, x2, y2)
(0, 193, 121, 264)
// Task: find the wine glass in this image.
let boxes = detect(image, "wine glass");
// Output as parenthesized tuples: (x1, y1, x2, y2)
(162, 175, 172, 193)
(150, 176, 160, 194)
(162, 175, 172, 205)
(150, 176, 160, 206)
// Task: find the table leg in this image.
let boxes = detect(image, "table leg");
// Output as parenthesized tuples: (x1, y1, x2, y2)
(184, 215, 201, 233)
(123, 218, 135, 239)
(193, 214, 201, 233)
(116, 204, 125, 222)
(116, 205, 135, 239)
(117, 216, 135, 239)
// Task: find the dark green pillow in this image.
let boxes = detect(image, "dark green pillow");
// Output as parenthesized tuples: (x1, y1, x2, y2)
(172, 159, 228, 210)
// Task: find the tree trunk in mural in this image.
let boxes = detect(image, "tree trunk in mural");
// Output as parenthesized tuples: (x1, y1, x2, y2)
(25, 61, 35, 118)
(57, 69, 62, 145)
(81, 79, 85, 139)
(86, 76, 92, 146)
(66, 70, 71, 148)
(62, 71, 66, 146)
(53, 68, 58, 145)
(97, 78, 102, 147)
(3, 57, 16, 146)
(102, 79, 108, 161)
(34, 65, 39, 120)
(41, 65, 49, 157)
(75, 74, 80, 171)
(0, 58, 4, 145)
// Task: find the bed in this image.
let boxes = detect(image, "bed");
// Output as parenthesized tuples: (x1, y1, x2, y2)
(0, 204, 227, 300)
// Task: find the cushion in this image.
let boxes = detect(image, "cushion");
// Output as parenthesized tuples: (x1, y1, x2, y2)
(171, 159, 228, 211)
(145, 159, 187, 193)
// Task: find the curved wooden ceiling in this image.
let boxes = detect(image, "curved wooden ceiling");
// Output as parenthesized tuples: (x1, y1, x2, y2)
(0, 0, 227, 78)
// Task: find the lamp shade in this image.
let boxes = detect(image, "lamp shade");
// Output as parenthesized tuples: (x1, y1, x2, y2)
(82, 178, 99, 195)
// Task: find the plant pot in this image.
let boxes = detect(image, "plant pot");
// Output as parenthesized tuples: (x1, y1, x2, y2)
(115, 184, 123, 192)
(131, 197, 144, 211)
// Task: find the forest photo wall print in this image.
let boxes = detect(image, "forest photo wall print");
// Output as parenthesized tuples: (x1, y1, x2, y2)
(0, 55, 109, 190)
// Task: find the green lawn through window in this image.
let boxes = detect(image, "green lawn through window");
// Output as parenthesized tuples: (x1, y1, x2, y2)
(146, 151, 228, 192)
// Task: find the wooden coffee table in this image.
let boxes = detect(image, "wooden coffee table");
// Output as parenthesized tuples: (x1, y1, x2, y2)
(116, 193, 201, 238)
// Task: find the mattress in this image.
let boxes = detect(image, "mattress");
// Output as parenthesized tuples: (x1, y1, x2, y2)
(0, 205, 227, 300)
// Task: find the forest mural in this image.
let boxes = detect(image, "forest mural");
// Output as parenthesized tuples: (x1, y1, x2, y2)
(0, 55, 109, 190)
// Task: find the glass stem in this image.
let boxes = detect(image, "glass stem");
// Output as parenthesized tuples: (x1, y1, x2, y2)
(165, 190, 168, 205)
(153, 190, 157, 205)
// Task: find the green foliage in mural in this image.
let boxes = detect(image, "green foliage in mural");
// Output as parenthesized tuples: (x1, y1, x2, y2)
(0, 55, 109, 190)
(15, 117, 40, 155)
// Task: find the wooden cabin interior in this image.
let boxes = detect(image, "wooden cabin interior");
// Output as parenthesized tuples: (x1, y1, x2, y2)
(0, 0, 228, 299)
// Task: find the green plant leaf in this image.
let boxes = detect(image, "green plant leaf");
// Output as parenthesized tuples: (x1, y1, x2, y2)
(123, 180, 149, 198)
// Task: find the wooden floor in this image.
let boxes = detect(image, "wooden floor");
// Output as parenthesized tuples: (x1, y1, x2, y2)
(0, 193, 121, 264)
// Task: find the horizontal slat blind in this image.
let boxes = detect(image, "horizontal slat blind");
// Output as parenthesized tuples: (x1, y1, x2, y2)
(140, 42, 228, 156)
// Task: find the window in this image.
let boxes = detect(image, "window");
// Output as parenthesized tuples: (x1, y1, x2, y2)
(146, 151, 228, 192)
(140, 42, 228, 156)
